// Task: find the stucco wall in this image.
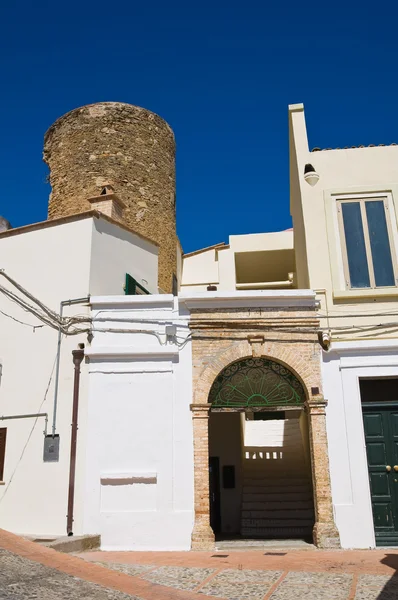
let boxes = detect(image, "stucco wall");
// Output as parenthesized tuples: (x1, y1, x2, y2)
(322, 340, 398, 548)
(89, 218, 158, 295)
(289, 104, 398, 338)
(0, 219, 92, 536)
(0, 216, 161, 538)
(181, 231, 294, 293)
(84, 295, 194, 550)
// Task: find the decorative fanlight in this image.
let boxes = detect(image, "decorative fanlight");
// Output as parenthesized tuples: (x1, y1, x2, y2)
(209, 357, 306, 408)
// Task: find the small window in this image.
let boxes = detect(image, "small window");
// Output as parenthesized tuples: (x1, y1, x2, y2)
(338, 197, 397, 289)
(0, 428, 6, 481)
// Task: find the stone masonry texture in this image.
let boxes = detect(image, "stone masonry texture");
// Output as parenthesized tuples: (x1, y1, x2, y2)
(43, 102, 176, 293)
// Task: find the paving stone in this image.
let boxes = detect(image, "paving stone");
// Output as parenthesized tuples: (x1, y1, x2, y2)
(355, 574, 398, 599)
(142, 566, 215, 591)
(209, 568, 283, 583)
(283, 571, 353, 586)
(93, 562, 154, 577)
(199, 581, 272, 600)
(270, 583, 351, 600)
(357, 574, 398, 589)
(0, 550, 141, 600)
(354, 589, 398, 600)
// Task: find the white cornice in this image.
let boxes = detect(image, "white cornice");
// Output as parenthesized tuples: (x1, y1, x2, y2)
(330, 339, 398, 353)
(90, 295, 175, 308)
(178, 289, 317, 309)
(85, 346, 179, 359)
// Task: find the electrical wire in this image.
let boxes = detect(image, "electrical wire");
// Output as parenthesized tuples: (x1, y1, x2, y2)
(0, 309, 45, 331)
(0, 351, 58, 505)
(0, 269, 91, 335)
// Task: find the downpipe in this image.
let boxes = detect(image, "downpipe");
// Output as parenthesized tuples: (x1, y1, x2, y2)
(66, 346, 84, 536)
(52, 297, 89, 437)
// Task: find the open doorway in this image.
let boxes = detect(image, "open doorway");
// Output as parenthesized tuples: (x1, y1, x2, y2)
(209, 408, 314, 541)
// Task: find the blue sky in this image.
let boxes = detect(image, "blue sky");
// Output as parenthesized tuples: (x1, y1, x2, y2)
(1, 1, 397, 253)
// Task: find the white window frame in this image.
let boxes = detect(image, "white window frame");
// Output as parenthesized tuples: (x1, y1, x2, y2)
(337, 196, 398, 290)
(324, 187, 398, 300)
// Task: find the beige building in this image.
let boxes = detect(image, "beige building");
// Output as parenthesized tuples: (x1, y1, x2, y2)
(289, 104, 398, 548)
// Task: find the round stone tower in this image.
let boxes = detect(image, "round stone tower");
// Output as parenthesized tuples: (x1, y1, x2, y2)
(43, 102, 176, 293)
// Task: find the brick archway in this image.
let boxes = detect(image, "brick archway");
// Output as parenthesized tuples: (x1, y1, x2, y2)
(193, 340, 315, 407)
(190, 338, 340, 550)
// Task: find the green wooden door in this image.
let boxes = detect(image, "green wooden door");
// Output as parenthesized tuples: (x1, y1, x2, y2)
(363, 406, 398, 545)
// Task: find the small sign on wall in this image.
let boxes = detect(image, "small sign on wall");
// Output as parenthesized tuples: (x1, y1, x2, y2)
(43, 434, 60, 462)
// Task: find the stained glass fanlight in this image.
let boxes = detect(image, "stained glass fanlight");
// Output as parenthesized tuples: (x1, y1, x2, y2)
(208, 357, 306, 408)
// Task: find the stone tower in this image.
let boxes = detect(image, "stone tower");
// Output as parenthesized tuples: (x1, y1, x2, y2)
(43, 102, 177, 293)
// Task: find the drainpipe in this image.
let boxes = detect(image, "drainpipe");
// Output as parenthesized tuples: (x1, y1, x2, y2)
(52, 297, 89, 437)
(66, 345, 84, 536)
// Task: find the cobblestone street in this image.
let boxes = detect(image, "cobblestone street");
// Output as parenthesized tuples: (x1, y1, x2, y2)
(0, 548, 139, 600)
(2, 529, 398, 600)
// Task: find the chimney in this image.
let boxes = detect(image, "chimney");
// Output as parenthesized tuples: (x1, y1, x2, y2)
(87, 184, 125, 222)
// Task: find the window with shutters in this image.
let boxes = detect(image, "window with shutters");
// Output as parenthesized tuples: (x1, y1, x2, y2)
(0, 428, 6, 481)
(337, 196, 398, 290)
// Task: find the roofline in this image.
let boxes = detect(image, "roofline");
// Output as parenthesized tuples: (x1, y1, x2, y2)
(311, 143, 398, 152)
(0, 210, 159, 247)
(183, 242, 228, 258)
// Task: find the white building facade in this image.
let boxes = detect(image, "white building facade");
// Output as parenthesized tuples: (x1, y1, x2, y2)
(83, 295, 194, 550)
(2, 101, 398, 551)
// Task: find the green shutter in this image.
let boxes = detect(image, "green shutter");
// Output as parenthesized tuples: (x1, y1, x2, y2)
(124, 274, 150, 296)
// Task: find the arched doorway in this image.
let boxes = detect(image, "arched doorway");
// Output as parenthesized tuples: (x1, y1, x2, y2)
(207, 357, 314, 542)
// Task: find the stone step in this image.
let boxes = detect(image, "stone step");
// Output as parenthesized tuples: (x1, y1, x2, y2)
(242, 517, 314, 527)
(241, 526, 313, 538)
(242, 509, 314, 520)
(243, 479, 311, 487)
(242, 501, 313, 511)
(243, 466, 308, 474)
(242, 492, 313, 502)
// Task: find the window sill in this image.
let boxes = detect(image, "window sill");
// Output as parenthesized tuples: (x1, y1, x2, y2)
(333, 289, 398, 301)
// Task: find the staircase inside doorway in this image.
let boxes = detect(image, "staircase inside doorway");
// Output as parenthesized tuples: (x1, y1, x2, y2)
(208, 409, 315, 542)
(241, 414, 314, 540)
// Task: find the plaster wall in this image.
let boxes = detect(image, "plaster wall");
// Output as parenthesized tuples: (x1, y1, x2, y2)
(0, 219, 92, 536)
(289, 104, 398, 338)
(322, 340, 398, 548)
(84, 295, 194, 550)
(89, 218, 158, 295)
(181, 231, 294, 293)
(229, 231, 293, 253)
(181, 249, 219, 287)
(0, 216, 160, 538)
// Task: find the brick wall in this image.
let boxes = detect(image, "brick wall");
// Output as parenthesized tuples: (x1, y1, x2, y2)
(189, 304, 340, 549)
